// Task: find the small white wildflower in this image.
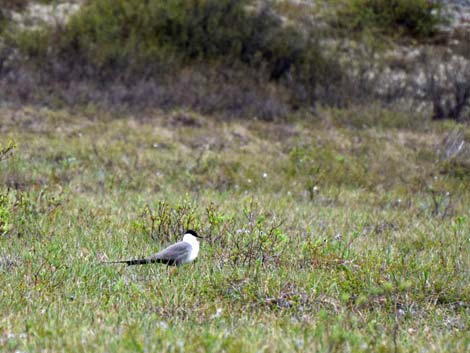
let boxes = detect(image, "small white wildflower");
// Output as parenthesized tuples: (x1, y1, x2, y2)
(313, 186, 319, 192)
(211, 308, 223, 319)
(262, 172, 268, 179)
(295, 338, 304, 348)
(157, 321, 168, 330)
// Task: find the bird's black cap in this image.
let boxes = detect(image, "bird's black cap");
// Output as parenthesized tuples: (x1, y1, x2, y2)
(185, 229, 203, 238)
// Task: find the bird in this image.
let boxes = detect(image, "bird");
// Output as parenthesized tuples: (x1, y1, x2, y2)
(104, 229, 203, 266)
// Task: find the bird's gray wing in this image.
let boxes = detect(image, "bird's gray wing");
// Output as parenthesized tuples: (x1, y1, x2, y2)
(148, 241, 192, 266)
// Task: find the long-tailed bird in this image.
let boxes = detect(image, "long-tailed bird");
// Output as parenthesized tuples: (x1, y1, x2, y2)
(105, 230, 203, 266)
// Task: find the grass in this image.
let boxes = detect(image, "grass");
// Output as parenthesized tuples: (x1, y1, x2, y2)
(0, 105, 469, 352)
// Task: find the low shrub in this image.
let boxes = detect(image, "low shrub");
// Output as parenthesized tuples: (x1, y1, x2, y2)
(336, 0, 443, 37)
(58, 0, 315, 77)
(1, 0, 29, 11)
(0, 193, 12, 235)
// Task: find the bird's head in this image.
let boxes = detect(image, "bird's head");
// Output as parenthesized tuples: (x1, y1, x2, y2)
(183, 229, 204, 243)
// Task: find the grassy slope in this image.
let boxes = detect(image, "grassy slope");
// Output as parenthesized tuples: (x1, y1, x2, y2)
(1, 106, 469, 352)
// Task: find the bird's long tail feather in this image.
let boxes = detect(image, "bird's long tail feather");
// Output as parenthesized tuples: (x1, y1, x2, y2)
(102, 258, 174, 266)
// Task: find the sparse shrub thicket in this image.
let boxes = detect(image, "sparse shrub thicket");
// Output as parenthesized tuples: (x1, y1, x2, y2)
(437, 129, 470, 179)
(133, 200, 200, 243)
(0, 193, 12, 235)
(0, 140, 16, 162)
(422, 48, 470, 123)
(0, 188, 64, 238)
(223, 199, 287, 272)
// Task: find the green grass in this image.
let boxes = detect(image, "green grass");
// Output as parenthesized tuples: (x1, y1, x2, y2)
(1, 106, 469, 352)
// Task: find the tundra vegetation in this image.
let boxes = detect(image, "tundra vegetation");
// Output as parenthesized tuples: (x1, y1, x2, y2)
(1, 0, 469, 352)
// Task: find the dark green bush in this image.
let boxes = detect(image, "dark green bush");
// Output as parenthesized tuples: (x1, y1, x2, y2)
(1, 0, 29, 35)
(55, 0, 328, 89)
(0, 13, 5, 34)
(337, 0, 443, 37)
(62, 0, 268, 67)
(1, 0, 29, 11)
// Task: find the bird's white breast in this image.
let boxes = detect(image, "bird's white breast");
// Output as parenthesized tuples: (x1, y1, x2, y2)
(182, 234, 200, 263)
